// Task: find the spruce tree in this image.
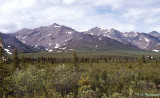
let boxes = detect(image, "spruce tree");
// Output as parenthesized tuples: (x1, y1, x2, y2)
(148, 55, 151, 60)
(0, 33, 3, 97)
(0, 33, 10, 97)
(72, 51, 78, 70)
(89, 58, 92, 66)
(21, 55, 26, 69)
(0, 33, 3, 63)
(0, 47, 3, 62)
(13, 48, 20, 69)
(141, 54, 146, 63)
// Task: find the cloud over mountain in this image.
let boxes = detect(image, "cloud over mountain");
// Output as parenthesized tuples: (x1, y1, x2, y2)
(0, 0, 160, 33)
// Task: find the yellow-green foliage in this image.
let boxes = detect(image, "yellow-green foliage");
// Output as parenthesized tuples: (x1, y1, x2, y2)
(1, 52, 160, 97)
(78, 76, 97, 98)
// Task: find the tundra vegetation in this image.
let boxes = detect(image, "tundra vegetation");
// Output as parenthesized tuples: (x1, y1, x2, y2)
(0, 40, 160, 98)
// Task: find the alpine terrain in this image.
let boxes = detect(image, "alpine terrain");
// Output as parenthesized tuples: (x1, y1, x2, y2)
(0, 23, 159, 54)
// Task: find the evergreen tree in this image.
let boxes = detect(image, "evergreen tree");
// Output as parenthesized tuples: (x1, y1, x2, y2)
(0, 33, 4, 97)
(72, 51, 78, 70)
(89, 58, 93, 66)
(148, 55, 152, 60)
(21, 55, 26, 69)
(141, 54, 146, 63)
(0, 33, 10, 97)
(13, 48, 20, 69)
(0, 33, 3, 63)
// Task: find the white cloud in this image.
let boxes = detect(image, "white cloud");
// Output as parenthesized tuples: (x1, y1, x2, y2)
(62, 0, 75, 4)
(0, 0, 160, 33)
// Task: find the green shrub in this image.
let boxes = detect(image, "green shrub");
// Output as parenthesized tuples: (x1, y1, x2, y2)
(52, 64, 80, 96)
(6, 66, 46, 96)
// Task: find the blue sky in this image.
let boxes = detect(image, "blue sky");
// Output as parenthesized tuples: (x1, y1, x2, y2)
(0, 0, 160, 33)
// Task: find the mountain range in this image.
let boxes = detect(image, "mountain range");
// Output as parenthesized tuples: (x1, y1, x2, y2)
(1, 23, 160, 54)
(85, 27, 160, 51)
(0, 33, 37, 54)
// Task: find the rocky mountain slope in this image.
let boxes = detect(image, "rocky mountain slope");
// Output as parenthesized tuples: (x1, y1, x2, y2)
(85, 27, 160, 51)
(5, 23, 160, 53)
(10, 23, 138, 52)
(148, 31, 160, 40)
(1, 33, 37, 54)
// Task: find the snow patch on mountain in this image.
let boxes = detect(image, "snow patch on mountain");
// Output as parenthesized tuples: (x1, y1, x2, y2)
(21, 40, 26, 43)
(139, 37, 142, 41)
(103, 35, 107, 37)
(69, 49, 74, 51)
(49, 43, 52, 46)
(107, 29, 111, 32)
(4, 49, 12, 55)
(46, 33, 51, 36)
(34, 45, 38, 48)
(157, 43, 160, 45)
(134, 32, 138, 37)
(122, 32, 138, 38)
(66, 31, 72, 35)
(144, 38, 150, 42)
(152, 50, 159, 52)
(107, 35, 112, 38)
(48, 49, 53, 52)
(122, 32, 128, 37)
(90, 33, 93, 35)
(16, 36, 21, 39)
(22, 36, 27, 39)
(54, 44, 61, 48)
(62, 47, 66, 49)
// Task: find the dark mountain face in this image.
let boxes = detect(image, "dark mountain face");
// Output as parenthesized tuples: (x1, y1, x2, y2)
(148, 31, 160, 40)
(65, 34, 138, 51)
(1, 33, 37, 54)
(85, 27, 160, 51)
(9, 23, 138, 52)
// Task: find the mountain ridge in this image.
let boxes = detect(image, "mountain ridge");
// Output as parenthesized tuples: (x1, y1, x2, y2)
(85, 26, 160, 51)
(0, 32, 37, 54)
(8, 23, 140, 52)
(1, 23, 160, 53)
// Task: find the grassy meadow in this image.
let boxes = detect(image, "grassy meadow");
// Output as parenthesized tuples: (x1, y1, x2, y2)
(19, 49, 160, 58)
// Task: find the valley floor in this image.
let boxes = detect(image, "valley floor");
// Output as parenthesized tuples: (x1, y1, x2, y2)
(1, 51, 160, 97)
